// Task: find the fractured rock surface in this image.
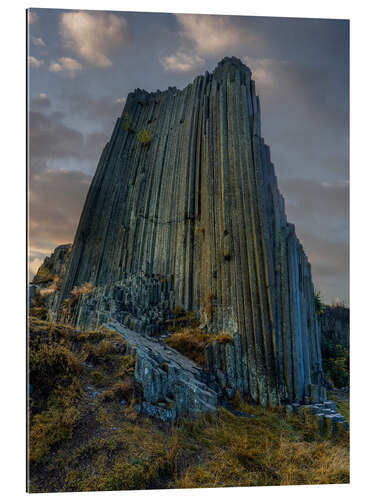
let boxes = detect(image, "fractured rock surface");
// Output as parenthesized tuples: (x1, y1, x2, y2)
(106, 321, 218, 421)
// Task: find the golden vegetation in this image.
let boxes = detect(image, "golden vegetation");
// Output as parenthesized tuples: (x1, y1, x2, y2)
(61, 282, 94, 318)
(165, 308, 233, 366)
(165, 327, 211, 366)
(28, 317, 349, 492)
(174, 403, 349, 488)
(165, 326, 233, 366)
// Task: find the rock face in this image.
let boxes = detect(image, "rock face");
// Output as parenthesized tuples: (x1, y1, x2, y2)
(107, 320, 218, 422)
(32, 244, 72, 285)
(49, 57, 325, 408)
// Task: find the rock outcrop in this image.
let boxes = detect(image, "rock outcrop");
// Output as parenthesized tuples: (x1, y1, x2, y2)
(106, 320, 218, 422)
(44, 57, 326, 410)
(32, 244, 72, 285)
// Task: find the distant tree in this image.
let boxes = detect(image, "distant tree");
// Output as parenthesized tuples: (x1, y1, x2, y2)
(314, 291, 325, 315)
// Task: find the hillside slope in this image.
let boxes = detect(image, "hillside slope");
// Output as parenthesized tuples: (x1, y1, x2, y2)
(28, 317, 349, 492)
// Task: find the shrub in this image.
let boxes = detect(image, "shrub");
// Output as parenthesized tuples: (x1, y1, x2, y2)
(29, 406, 81, 464)
(137, 128, 152, 146)
(165, 327, 210, 366)
(71, 282, 94, 297)
(124, 112, 136, 133)
(29, 306, 48, 320)
(116, 354, 136, 378)
(83, 340, 119, 365)
(314, 291, 325, 315)
(99, 380, 134, 403)
(29, 343, 82, 394)
(323, 345, 349, 388)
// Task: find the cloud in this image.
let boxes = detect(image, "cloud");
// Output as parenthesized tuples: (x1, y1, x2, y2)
(49, 57, 83, 76)
(28, 11, 38, 24)
(31, 36, 46, 47)
(29, 110, 84, 175)
(28, 56, 44, 68)
(277, 177, 349, 304)
(160, 51, 205, 72)
(30, 93, 51, 109)
(244, 57, 280, 88)
(243, 57, 349, 185)
(60, 11, 128, 67)
(29, 169, 91, 261)
(29, 256, 43, 279)
(28, 104, 111, 180)
(63, 92, 126, 136)
(175, 14, 252, 55)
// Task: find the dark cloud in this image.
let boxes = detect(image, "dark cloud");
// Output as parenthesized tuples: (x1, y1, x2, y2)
(278, 178, 349, 304)
(28, 105, 111, 176)
(249, 59, 349, 183)
(29, 168, 91, 250)
(29, 109, 84, 176)
(27, 10, 349, 304)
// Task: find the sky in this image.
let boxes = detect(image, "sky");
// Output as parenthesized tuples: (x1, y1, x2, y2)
(27, 8, 349, 305)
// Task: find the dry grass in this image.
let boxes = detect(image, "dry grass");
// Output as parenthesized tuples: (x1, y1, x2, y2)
(28, 317, 349, 492)
(165, 326, 233, 366)
(328, 390, 350, 422)
(175, 402, 349, 488)
(71, 282, 94, 296)
(165, 327, 210, 365)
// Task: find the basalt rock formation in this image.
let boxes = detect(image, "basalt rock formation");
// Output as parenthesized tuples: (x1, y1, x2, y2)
(32, 244, 72, 286)
(43, 57, 327, 410)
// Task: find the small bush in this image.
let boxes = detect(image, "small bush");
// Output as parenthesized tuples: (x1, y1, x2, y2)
(117, 354, 136, 378)
(71, 282, 94, 297)
(77, 330, 105, 344)
(137, 128, 152, 146)
(83, 340, 119, 365)
(314, 291, 325, 315)
(29, 343, 82, 393)
(29, 406, 81, 464)
(29, 306, 48, 320)
(99, 380, 134, 403)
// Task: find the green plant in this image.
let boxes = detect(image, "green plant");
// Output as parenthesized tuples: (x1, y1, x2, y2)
(124, 112, 134, 132)
(137, 128, 152, 146)
(314, 291, 325, 315)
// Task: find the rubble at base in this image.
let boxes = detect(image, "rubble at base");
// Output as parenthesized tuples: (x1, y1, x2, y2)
(285, 401, 349, 437)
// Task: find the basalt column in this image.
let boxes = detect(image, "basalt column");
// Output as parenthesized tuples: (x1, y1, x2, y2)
(55, 57, 325, 407)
